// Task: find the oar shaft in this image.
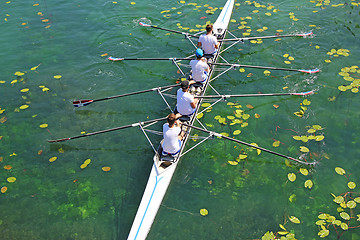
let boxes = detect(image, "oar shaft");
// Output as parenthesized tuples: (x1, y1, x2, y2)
(140, 22, 200, 38)
(108, 57, 192, 61)
(94, 84, 180, 102)
(197, 92, 313, 98)
(48, 117, 167, 143)
(183, 124, 313, 165)
(220, 31, 313, 42)
(210, 62, 300, 72)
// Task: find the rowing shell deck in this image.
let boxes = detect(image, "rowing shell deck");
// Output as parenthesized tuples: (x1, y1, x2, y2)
(126, 0, 235, 239)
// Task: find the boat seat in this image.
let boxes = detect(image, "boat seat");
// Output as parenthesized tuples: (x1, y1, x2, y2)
(178, 115, 191, 122)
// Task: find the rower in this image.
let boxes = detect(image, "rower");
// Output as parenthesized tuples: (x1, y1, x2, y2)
(162, 113, 184, 157)
(197, 24, 219, 60)
(175, 80, 199, 120)
(189, 49, 210, 87)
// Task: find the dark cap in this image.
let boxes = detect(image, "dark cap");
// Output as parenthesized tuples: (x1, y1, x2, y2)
(181, 80, 190, 89)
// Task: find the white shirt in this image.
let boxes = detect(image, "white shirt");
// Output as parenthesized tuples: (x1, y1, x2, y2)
(190, 59, 208, 82)
(177, 88, 195, 115)
(198, 34, 218, 54)
(162, 123, 181, 154)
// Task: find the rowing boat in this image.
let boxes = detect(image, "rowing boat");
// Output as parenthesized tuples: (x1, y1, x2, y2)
(126, 1, 235, 239)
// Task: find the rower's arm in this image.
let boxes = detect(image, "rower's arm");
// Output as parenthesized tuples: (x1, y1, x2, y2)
(197, 42, 202, 47)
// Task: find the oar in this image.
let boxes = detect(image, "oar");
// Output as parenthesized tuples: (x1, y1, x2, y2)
(196, 91, 314, 99)
(73, 83, 180, 107)
(48, 117, 167, 143)
(183, 123, 314, 165)
(108, 57, 191, 61)
(139, 22, 200, 38)
(210, 62, 320, 74)
(220, 31, 313, 42)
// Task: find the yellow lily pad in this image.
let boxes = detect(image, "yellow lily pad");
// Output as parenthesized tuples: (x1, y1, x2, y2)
(300, 146, 309, 153)
(289, 216, 300, 224)
(305, 179, 313, 189)
(233, 130, 241, 135)
(228, 161, 238, 165)
(200, 208, 208, 216)
(300, 168, 309, 176)
(348, 182, 356, 189)
(335, 167, 346, 175)
(288, 173, 296, 182)
(7, 177, 16, 183)
(49, 157, 57, 162)
(40, 123, 48, 128)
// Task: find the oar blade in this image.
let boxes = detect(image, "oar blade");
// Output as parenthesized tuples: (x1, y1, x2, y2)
(73, 100, 94, 107)
(298, 68, 320, 74)
(293, 90, 314, 96)
(139, 22, 151, 27)
(296, 31, 313, 37)
(108, 56, 124, 61)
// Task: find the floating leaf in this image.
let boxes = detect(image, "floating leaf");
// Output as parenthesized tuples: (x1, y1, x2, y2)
(242, 114, 250, 120)
(333, 196, 344, 204)
(303, 99, 311, 105)
(84, 159, 91, 165)
(335, 167, 346, 175)
(7, 177, 16, 183)
(250, 143, 261, 155)
(307, 128, 316, 134)
(40, 123, 48, 128)
(238, 154, 247, 160)
(196, 112, 204, 119)
(1, 186, 7, 193)
(246, 104, 254, 109)
(316, 220, 326, 226)
(348, 181, 356, 189)
(20, 88, 29, 92)
(304, 179, 313, 189)
(293, 136, 301, 141)
(299, 168, 309, 176)
(289, 194, 296, 203)
(273, 104, 279, 108)
(340, 212, 350, 220)
(318, 213, 329, 220)
(4, 165, 12, 170)
(228, 161, 238, 165)
(200, 208, 208, 216)
(201, 103, 211, 107)
(300, 146, 309, 153)
(318, 229, 329, 238)
(354, 197, 360, 203)
(233, 130, 241, 135)
(102, 166, 111, 172)
(347, 201, 356, 209)
(272, 140, 280, 147)
(80, 164, 87, 169)
(289, 216, 300, 224)
(315, 135, 325, 141)
(277, 231, 289, 235)
(254, 113, 260, 118)
(288, 173, 296, 182)
(341, 222, 348, 230)
(49, 156, 57, 162)
(19, 105, 29, 110)
(279, 224, 287, 231)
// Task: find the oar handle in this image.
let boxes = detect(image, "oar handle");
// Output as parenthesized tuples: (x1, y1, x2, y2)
(48, 117, 167, 143)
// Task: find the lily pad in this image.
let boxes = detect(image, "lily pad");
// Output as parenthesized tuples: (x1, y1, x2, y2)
(288, 173, 296, 182)
(200, 208, 208, 216)
(335, 167, 346, 175)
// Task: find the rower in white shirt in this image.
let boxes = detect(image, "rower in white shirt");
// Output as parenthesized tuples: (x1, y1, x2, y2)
(197, 24, 219, 59)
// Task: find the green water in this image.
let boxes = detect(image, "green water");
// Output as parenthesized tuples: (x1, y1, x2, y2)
(1, 0, 360, 239)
